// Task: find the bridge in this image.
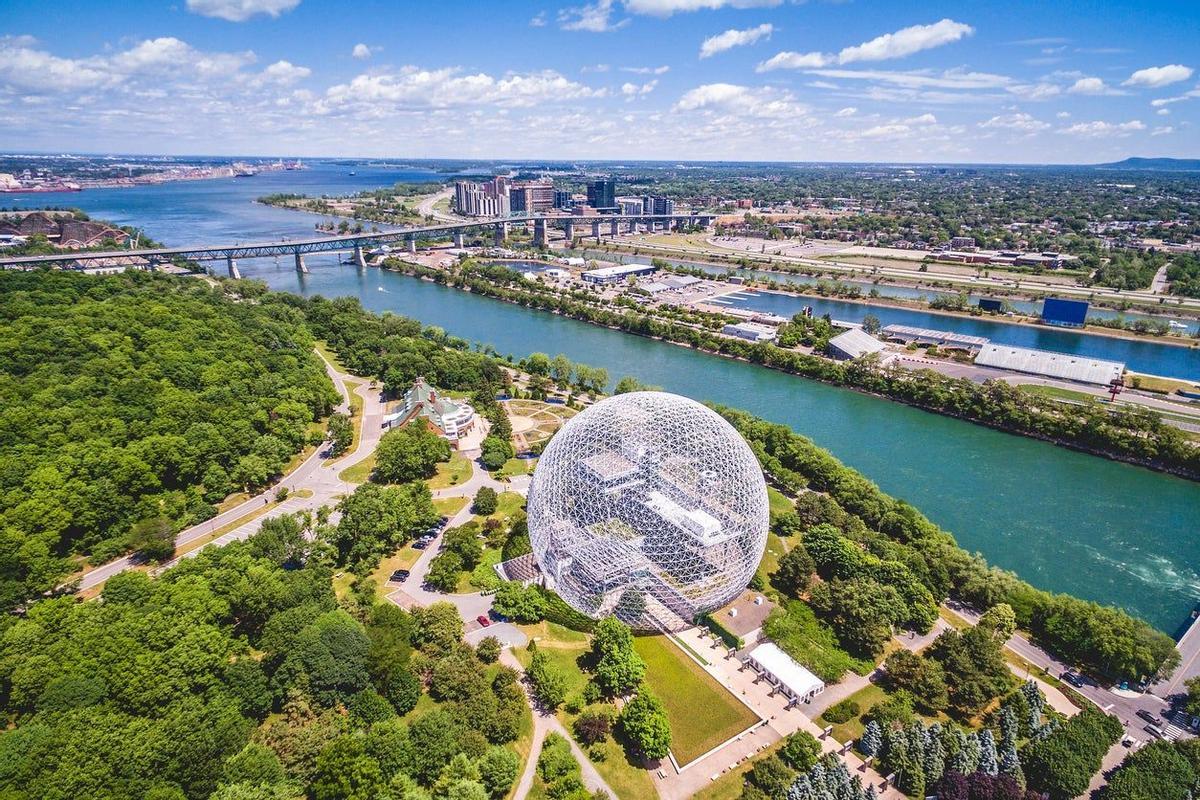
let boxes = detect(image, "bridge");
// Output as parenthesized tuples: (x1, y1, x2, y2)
(0, 212, 715, 278)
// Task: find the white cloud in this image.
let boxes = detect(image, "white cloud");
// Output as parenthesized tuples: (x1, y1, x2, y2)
(757, 51, 830, 71)
(352, 43, 374, 59)
(621, 79, 658, 96)
(834, 106, 857, 117)
(805, 68, 1012, 90)
(621, 65, 670, 74)
(0, 38, 114, 91)
(860, 123, 912, 139)
(979, 112, 1050, 131)
(700, 23, 773, 58)
(1152, 126, 1174, 136)
(1157, 108, 1170, 116)
(674, 82, 805, 118)
(185, 0, 301, 22)
(258, 60, 310, 85)
(758, 19, 973, 72)
(837, 19, 973, 64)
(624, 0, 782, 15)
(559, 0, 628, 31)
(530, 11, 547, 26)
(1123, 64, 1193, 88)
(322, 67, 607, 110)
(1006, 82, 1061, 100)
(1056, 111, 1071, 118)
(1067, 76, 1119, 95)
(905, 113, 937, 125)
(1057, 119, 1146, 138)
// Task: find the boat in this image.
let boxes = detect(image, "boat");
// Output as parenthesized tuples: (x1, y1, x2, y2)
(233, 162, 257, 177)
(1169, 321, 1189, 329)
(348, 170, 357, 176)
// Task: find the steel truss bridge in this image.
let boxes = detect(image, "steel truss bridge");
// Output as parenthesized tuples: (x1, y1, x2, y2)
(0, 213, 716, 275)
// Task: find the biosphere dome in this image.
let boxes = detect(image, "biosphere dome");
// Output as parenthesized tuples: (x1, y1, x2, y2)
(526, 391, 769, 631)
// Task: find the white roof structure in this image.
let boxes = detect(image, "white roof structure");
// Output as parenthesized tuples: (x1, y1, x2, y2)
(828, 328, 886, 360)
(975, 344, 1124, 385)
(746, 642, 824, 698)
(583, 262, 656, 280)
(881, 324, 990, 350)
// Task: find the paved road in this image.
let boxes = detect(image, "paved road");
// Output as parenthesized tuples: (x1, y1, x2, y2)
(416, 187, 460, 223)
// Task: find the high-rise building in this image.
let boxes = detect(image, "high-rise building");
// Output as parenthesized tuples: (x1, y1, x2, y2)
(554, 190, 572, 210)
(454, 178, 510, 217)
(618, 198, 644, 216)
(587, 179, 616, 210)
(642, 195, 674, 215)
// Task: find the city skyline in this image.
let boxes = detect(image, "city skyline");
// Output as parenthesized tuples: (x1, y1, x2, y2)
(1, 0, 1197, 163)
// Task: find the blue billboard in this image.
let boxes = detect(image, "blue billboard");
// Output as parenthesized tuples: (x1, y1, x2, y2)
(1042, 297, 1088, 327)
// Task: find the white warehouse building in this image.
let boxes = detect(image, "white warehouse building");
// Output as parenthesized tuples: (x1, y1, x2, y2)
(744, 642, 826, 704)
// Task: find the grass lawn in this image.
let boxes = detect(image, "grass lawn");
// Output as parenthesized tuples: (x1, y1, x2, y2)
(474, 491, 525, 526)
(433, 496, 469, 517)
(456, 548, 502, 593)
(767, 486, 793, 519)
(519, 620, 591, 646)
(1018, 384, 1096, 403)
(337, 451, 375, 483)
(313, 340, 348, 372)
(503, 695, 535, 800)
(1127, 373, 1200, 394)
(633, 635, 760, 766)
(367, 545, 424, 595)
(428, 453, 473, 489)
(692, 737, 787, 800)
(757, 531, 790, 587)
(513, 642, 590, 699)
(495, 457, 536, 480)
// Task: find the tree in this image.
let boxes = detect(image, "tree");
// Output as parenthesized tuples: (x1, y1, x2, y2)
(859, 720, 883, 758)
(772, 546, 815, 597)
(477, 747, 519, 799)
(327, 413, 354, 456)
(311, 737, 385, 800)
(479, 437, 513, 471)
(1023, 707, 1123, 800)
(747, 755, 795, 799)
(129, 516, 176, 562)
(619, 686, 671, 759)
(779, 731, 821, 772)
(573, 708, 615, 745)
(476, 636, 501, 664)
(491, 582, 545, 624)
(414, 602, 465, 655)
(331, 482, 438, 567)
(1184, 676, 1200, 717)
(223, 742, 286, 786)
(526, 649, 569, 709)
(590, 617, 645, 697)
(549, 354, 573, 386)
(883, 650, 949, 713)
(862, 314, 882, 334)
(471, 487, 498, 516)
(373, 424, 450, 484)
(426, 552, 464, 593)
(977, 603, 1017, 643)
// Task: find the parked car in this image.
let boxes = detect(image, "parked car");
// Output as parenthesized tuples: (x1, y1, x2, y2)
(1137, 709, 1163, 726)
(1061, 671, 1085, 688)
(1144, 724, 1166, 739)
(411, 539, 430, 550)
(389, 569, 410, 583)
(476, 615, 491, 628)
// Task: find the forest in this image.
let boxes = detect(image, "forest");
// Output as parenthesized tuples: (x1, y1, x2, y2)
(0, 271, 340, 609)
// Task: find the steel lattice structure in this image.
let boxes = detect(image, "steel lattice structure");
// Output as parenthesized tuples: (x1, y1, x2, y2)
(527, 391, 768, 631)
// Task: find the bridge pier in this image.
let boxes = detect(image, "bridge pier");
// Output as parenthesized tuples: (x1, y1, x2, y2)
(353, 244, 366, 268)
(226, 256, 241, 280)
(591, 220, 602, 239)
(609, 219, 619, 236)
(453, 232, 465, 248)
(563, 221, 574, 242)
(493, 222, 507, 246)
(406, 237, 417, 254)
(533, 219, 548, 248)
(294, 251, 308, 274)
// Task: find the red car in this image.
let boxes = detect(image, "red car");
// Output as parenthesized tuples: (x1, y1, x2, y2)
(476, 615, 491, 628)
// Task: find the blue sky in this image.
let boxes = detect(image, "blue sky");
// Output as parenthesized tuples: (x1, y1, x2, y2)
(0, 0, 1196, 163)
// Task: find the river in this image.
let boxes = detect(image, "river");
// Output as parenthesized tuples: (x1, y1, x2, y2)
(10, 162, 1200, 633)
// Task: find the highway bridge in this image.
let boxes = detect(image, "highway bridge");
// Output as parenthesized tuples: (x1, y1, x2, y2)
(0, 212, 715, 277)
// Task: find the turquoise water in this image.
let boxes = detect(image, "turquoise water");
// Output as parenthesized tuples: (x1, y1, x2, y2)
(11, 162, 1200, 631)
(245, 256, 1200, 633)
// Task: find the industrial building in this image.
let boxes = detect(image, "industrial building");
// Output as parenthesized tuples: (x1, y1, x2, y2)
(881, 324, 990, 352)
(587, 179, 616, 211)
(582, 262, 657, 284)
(1041, 297, 1089, 328)
(974, 344, 1125, 385)
(722, 321, 777, 343)
(827, 328, 887, 360)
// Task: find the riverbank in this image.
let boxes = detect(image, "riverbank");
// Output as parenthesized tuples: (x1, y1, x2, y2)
(379, 257, 1200, 482)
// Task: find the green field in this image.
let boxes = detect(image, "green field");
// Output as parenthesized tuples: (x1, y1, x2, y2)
(428, 452, 473, 489)
(634, 635, 760, 766)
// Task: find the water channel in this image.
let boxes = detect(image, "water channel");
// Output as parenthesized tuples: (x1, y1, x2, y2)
(10, 162, 1200, 633)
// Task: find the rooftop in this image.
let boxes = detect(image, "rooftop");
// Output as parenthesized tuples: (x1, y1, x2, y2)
(828, 327, 886, 359)
(715, 589, 776, 639)
(747, 642, 824, 697)
(974, 344, 1125, 386)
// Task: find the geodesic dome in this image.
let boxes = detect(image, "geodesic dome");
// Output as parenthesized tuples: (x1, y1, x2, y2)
(527, 391, 769, 631)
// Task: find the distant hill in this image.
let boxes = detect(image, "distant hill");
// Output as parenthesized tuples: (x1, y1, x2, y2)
(1094, 157, 1200, 172)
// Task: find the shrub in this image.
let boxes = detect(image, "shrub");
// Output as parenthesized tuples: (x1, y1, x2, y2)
(823, 699, 861, 725)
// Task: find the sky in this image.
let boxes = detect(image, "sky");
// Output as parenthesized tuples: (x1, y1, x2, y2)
(0, 0, 1197, 164)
